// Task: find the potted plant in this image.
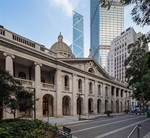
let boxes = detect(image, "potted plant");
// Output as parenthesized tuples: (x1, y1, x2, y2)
(124, 110, 129, 114)
(104, 110, 112, 117)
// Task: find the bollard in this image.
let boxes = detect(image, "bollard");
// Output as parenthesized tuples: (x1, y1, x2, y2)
(137, 125, 141, 138)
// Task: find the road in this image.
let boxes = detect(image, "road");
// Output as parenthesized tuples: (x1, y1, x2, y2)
(62, 115, 150, 138)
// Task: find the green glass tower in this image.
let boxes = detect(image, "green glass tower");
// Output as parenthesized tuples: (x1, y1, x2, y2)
(90, 0, 124, 69)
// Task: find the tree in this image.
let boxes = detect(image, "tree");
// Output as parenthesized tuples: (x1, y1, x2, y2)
(124, 34, 150, 110)
(0, 68, 33, 119)
(100, 0, 150, 26)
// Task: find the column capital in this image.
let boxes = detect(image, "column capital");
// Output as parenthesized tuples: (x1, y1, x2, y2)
(3, 52, 15, 59)
(34, 62, 42, 67)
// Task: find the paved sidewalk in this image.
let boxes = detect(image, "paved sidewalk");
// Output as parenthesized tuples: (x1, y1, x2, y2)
(41, 113, 125, 126)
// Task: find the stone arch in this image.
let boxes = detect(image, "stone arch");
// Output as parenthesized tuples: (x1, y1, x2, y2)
(77, 97, 83, 115)
(18, 72, 26, 79)
(88, 98, 93, 114)
(105, 100, 108, 111)
(62, 96, 71, 115)
(97, 99, 102, 113)
(42, 94, 53, 116)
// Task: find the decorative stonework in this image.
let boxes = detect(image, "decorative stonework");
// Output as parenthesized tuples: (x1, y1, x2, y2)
(84, 61, 101, 76)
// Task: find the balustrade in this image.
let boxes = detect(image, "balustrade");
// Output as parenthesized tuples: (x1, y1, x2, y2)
(15, 78, 34, 87)
(41, 82, 55, 90)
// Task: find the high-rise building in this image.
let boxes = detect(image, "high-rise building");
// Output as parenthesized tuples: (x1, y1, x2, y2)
(70, 11, 84, 58)
(90, 0, 124, 69)
(107, 28, 143, 82)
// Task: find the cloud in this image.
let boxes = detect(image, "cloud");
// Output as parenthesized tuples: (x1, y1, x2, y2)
(50, 0, 80, 17)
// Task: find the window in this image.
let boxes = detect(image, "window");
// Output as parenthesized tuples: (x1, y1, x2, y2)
(64, 75, 69, 91)
(89, 82, 93, 94)
(98, 85, 101, 95)
(41, 77, 45, 83)
(78, 79, 82, 93)
(18, 72, 26, 79)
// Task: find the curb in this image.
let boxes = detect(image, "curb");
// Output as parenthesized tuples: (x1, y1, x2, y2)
(57, 119, 92, 127)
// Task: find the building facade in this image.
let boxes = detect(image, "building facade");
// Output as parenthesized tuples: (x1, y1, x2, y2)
(107, 28, 143, 82)
(90, 0, 124, 69)
(70, 11, 84, 58)
(0, 26, 131, 120)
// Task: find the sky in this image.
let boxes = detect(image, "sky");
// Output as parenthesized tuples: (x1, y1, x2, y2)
(0, 0, 149, 57)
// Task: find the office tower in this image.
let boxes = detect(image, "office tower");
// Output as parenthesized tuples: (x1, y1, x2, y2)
(90, 0, 124, 69)
(70, 11, 84, 58)
(107, 28, 143, 82)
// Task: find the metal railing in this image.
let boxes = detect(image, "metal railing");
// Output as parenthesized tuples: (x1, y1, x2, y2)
(127, 124, 141, 138)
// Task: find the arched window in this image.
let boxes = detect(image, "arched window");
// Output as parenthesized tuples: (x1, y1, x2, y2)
(41, 77, 45, 83)
(64, 75, 69, 91)
(121, 91, 123, 97)
(105, 86, 108, 96)
(98, 84, 101, 95)
(18, 72, 26, 79)
(78, 79, 82, 93)
(89, 82, 92, 94)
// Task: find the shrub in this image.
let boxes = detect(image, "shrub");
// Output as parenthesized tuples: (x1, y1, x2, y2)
(104, 110, 112, 117)
(0, 119, 59, 138)
(124, 110, 129, 114)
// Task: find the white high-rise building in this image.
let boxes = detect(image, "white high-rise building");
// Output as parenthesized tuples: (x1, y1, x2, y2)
(107, 28, 143, 82)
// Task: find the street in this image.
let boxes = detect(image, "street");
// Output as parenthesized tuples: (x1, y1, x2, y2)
(62, 115, 150, 138)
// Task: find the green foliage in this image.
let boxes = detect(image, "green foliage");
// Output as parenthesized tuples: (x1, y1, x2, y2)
(104, 110, 112, 116)
(0, 68, 34, 119)
(0, 119, 58, 138)
(125, 34, 150, 108)
(124, 110, 129, 114)
(101, 0, 150, 26)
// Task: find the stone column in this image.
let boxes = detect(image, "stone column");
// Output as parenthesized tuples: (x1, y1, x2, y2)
(55, 68, 62, 117)
(3, 52, 15, 76)
(101, 83, 105, 114)
(72, 74, 77, 116)
(3, 53, 15, 119)
(113, 87, 116, 113)
(94, 81, 98, 114)
(84, 78, 88, 115)
(34, 62, 42, 118)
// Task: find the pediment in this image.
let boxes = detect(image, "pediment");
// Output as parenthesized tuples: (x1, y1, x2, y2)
(59, 58, 111, 79)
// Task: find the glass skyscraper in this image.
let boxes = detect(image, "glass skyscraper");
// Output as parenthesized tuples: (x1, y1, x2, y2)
(70, 11, 84, 58)
(90, 0, 124, 69)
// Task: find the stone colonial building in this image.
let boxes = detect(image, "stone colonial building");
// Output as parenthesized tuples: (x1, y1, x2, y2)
(0, 26, 132, 119)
